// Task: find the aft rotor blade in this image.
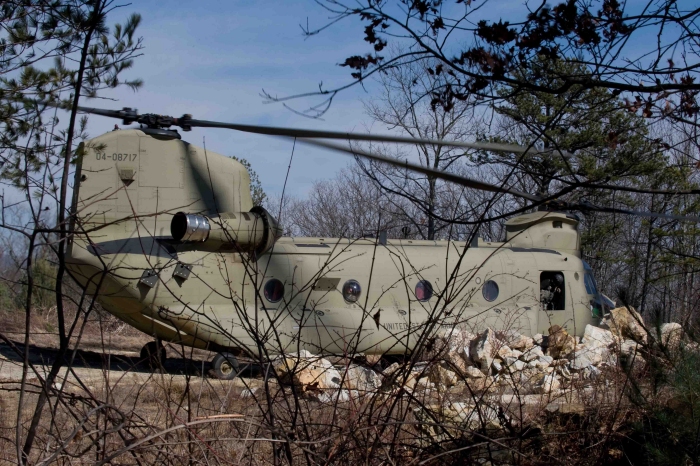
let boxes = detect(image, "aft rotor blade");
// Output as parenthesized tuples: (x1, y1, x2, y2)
(572, 203, 700, 222)
(187, 117, 572, 158)
(300, 139, 543, 202)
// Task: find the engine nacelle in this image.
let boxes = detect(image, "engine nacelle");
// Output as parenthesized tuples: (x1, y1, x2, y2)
(505, 211, 580, 257)
(171, 207, 282, 257)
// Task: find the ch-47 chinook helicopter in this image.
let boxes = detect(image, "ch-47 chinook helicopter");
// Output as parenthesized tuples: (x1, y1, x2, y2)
(61, 105, 697, 379)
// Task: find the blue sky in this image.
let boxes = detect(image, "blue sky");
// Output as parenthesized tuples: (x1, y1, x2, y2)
(82, 0, 692, 201)
(89, 1, 378, 199)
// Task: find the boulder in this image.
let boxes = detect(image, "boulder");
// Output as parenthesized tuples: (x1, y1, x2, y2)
(546, 325, 577, 359)
(521, 346, 545, 362)
(545, 402, 585, 416)
(497, 345, 516, 359)
(533, 333, 545, 346)
(602, 306, 648, 344)
(274, 353, 342, 392)
(343, 365, 382, 392)
(501, 330, 535, 351)
(620, 339, 640, 358)
(439, 328, 475, 375)
(568, 351, 596, 371)
(582, 325, 618, 347)
(470, 328, 496, 374)
(534, 373, 561, 394)
(465, 366, 486, 379)
(241, 388, 258, 398)
(539, 355, 554, 365)
(580, 364, 601, 380)
(660, 322, 683, 350)
(492, 359, 503, 373)
(413, 402, 503, 442)
(317, 389, 360, 404)
(428, 365, 459, 387)
(618, 340, 646, 371)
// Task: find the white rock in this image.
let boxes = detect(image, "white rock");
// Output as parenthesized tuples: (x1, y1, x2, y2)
(557, 364, 572, 379)
(569, 352, 595, 371)
(465, 366, 486, 379)
(343, 365, 382, 392)
(438, 327, 475, 374)
(241, 388, 258, 398)
(539, 355, 554, 365)
(502, 330, 535, 351)
(582, 325, 617, 347)
(620, 339, 640, 356)
(533, 334, 545, 346)
(660, 322, 683, 349)
(428, 365, 458, 387)
(534, 373, 560, 394)
(602, 306, 648, 344)
(521, 346, 545, 362)
(497, 345, 515, 359)
(503, 356, 518, 366)
(492, 360, 503, 373)
(275, 354, 342, 391)
(470, 328, 496, 373)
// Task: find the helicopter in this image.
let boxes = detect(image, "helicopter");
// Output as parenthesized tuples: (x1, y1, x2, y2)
(58, 105, 697, 379)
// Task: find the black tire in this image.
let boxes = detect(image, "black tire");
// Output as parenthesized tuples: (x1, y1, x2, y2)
(140, 341, 166, 370)
(211, 352, 239, 380)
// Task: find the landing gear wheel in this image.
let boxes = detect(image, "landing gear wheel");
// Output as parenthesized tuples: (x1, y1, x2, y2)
(211, 352, 239, 380)
(140, 341, 166, 370)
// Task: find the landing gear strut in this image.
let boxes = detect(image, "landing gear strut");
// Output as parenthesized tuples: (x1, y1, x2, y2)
(210, 352, 239, 380)
(140, 340, 166, 370)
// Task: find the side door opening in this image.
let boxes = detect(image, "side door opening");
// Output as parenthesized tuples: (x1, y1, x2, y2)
(540, 271, 566, 311)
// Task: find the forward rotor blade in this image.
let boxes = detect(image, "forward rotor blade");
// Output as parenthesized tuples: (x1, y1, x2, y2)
(300, 139, 543, 202)
(572, 203, 700, 223)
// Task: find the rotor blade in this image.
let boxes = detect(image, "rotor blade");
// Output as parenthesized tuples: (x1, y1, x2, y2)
(39, 101, 571, 158)
(572, 203, 700, 222)
(187, 117, 573, 158)
(300, 138, 543, 202)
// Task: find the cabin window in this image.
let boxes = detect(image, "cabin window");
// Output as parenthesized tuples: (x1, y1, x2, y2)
(342, 280, 362, 303)
(415, 280, 433, 301)
(482, 280, 499, 302)
(540, 272, 565, 310)
(553, 221, 563, 228)
(264, 279, 285, 303)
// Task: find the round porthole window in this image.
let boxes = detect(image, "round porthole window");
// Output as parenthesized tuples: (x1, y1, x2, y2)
(264, 279, 284, 303)
(415, 280, 433, 302)
(342, 279, 362, 303)
(482, 280, 499, 302)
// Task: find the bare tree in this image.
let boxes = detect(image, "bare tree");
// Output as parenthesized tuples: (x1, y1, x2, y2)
(283, 167, 410, 238)
(275, 1, 699, 136)
(360, 55, 485, 240)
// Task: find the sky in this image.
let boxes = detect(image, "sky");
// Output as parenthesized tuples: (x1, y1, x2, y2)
(87, 1, 380, 199)
(25, 0, 691, 205)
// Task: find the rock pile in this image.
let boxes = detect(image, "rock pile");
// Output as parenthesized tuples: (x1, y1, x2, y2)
(269, 307, 685, 402)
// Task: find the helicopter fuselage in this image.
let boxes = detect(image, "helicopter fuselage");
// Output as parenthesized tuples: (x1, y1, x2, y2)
(66, 129, 602, 357)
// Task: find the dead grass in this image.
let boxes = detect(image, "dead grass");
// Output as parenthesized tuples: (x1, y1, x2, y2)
(2, 308, 699, 465)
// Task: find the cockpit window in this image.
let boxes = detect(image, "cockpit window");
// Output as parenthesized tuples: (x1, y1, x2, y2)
(584, 273, 598, 295)
(581, 261, 600, 295)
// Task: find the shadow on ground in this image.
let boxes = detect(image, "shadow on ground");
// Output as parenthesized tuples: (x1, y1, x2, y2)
(0, 341, 263, 379)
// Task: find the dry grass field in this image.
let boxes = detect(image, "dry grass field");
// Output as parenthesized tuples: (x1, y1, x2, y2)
(2, 305, 698, 465)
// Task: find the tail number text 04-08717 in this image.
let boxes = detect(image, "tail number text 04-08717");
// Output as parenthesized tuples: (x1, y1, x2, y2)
(95, 152, 137, 162)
